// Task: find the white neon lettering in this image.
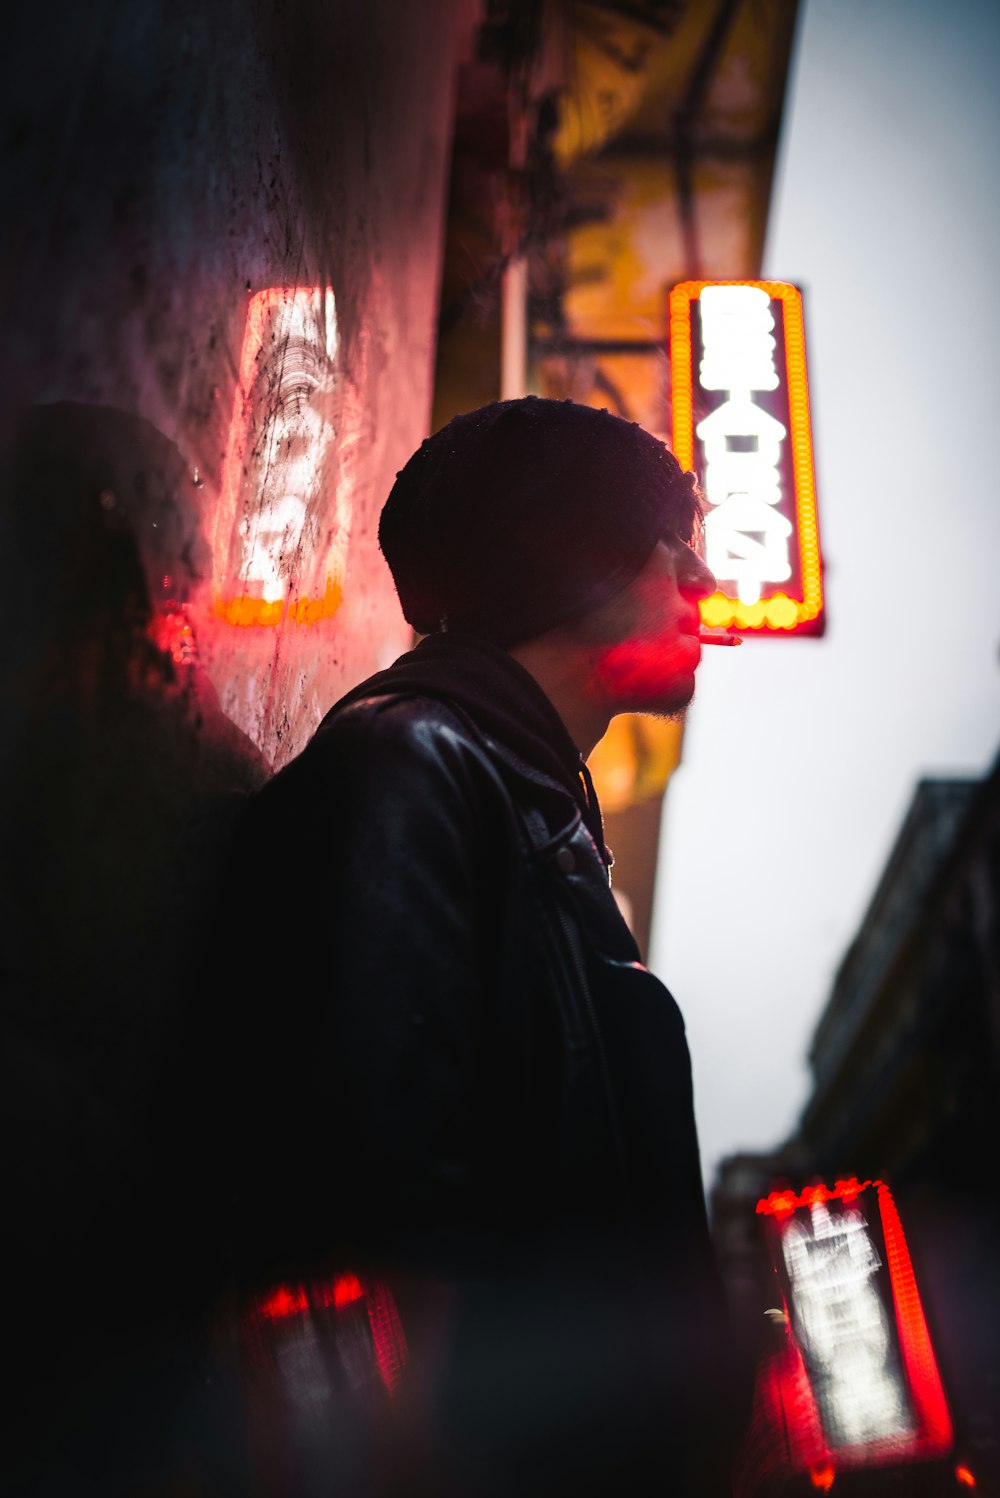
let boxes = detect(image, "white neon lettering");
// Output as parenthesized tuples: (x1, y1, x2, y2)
(698, 396, 787, 470)
(696, 287, 791, 605)
(240, 289, 343, 602)
(704, 501, 791, 605)
(782, 1203, 913, 1451)
(699, 286, 779, 392)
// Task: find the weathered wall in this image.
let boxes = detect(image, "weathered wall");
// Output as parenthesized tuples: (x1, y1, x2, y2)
(3, 0, 467, 766)
(1, 1, 470, 1441)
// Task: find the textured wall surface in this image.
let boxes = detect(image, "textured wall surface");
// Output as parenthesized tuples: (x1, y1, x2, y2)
(3, 0, 464, 766)
(1, 5, 468, 1452)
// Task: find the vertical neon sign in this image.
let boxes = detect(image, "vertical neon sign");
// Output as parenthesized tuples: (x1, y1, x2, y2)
(213, 287, 349, 627)
(669, 280, 824, 635)
(755, 1179, 953, 1476)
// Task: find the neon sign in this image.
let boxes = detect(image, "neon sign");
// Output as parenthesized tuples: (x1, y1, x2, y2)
(669, 280, 824, 635)
(246, 1271, 408, 1396)
(755, 1179, 952, 1476)
(213, 286, 349, 628)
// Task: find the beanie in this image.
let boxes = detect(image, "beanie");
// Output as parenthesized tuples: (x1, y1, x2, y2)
(378, 396, 697, 647)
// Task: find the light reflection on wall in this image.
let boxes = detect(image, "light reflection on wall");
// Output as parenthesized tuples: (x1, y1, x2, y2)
(213, 287, 348, 628)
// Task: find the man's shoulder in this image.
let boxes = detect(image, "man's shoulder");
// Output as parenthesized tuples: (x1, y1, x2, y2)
(252, 691, 503, 828)
(317, 692, 579, 814)
(310, 690, 494, 780)
(250, 689, 579, 856)
(317, 689, 472, 743)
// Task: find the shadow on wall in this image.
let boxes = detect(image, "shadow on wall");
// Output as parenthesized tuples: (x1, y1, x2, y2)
(0, 402, 267, 1468)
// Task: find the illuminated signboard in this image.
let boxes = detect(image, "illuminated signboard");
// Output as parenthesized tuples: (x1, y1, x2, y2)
(237, 1271, 409, 1489)
(669, 280, 824, 635)
(755, 1179, 953, 1479)
(246, 1272, 408, 1396)
(213, 286, 349, 627)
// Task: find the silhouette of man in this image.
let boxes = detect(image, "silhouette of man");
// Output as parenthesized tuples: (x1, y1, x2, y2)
(227, 397, 737, 1496)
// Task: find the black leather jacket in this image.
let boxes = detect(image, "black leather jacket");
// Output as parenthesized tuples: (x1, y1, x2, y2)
(223, 636, 733, 1493)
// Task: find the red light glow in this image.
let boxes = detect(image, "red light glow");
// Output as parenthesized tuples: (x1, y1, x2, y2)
(148, 606, 197, 667)
(955, 1465, 977, 1488)
(366, 1281, 409, 1394)
(876, 1183, 953, 1459)
(330, 1273, 363, 1309)
(256, 1284, 309, 1321)
(810, 1464, 836, 1490)
(751, 1315, 830, 1477)
(669, 279, 823, 635)
(757, 1180, 869, 1218)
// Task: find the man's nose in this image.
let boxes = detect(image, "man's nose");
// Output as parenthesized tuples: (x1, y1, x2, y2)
(680, 548, 717, 601)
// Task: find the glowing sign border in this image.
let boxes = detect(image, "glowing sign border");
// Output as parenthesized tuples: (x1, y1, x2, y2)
(669, 279, 824, 635)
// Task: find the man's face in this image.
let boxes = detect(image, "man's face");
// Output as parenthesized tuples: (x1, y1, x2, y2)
(580, 535, 717, 718)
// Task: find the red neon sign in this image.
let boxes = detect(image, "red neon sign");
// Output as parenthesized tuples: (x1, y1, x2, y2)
(669, 280, 824, 635)
(755, 1179, 952, 1476)
(246, 1271, 408, 1395)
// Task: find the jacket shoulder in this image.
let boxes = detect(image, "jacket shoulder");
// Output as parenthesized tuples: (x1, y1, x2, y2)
(324, 694, 583, 836)
(310, 692, 506, 797)
(247, 693, 511, 842)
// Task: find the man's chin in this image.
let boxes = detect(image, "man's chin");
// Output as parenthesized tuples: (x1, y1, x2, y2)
(593, 645, 699, 720)
(626, 677, 696, 722)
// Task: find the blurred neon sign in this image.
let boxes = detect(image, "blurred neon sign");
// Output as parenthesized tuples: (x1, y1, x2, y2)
(755, 1179, 952, 1476)
(669, 280, 824, 635)
(247, 1271, 408, 1396)
(213, 286, 348, 627)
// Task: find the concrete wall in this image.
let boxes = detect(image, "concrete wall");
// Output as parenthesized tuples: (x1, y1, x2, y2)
(1, 1, 471, 1420)
(3, 0, 467, 766)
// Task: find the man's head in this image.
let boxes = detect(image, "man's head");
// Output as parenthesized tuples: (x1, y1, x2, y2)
(379, 396, 706, 647)
(379, 397, 716, 747)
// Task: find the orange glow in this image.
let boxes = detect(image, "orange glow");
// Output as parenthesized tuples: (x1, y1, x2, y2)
(955, 1465, 977, 1488)
(669, 280, 823, 634)
(877, 1183, 953, 1458)
(214, 574, 343, 628)
(213, 286, 344, 628)
(810, 1464, 836, 1490)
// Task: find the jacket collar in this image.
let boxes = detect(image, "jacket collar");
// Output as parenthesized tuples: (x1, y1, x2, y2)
(330, 632, 609, 860)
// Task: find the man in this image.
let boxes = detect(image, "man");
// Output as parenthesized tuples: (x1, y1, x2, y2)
(224, 397, 737, 1496)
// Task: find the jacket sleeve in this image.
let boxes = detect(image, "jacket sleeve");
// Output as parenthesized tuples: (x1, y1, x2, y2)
(225, 697, 508, 1279)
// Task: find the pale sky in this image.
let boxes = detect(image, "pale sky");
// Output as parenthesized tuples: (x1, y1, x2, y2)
(650, 0, 1000, 1187)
